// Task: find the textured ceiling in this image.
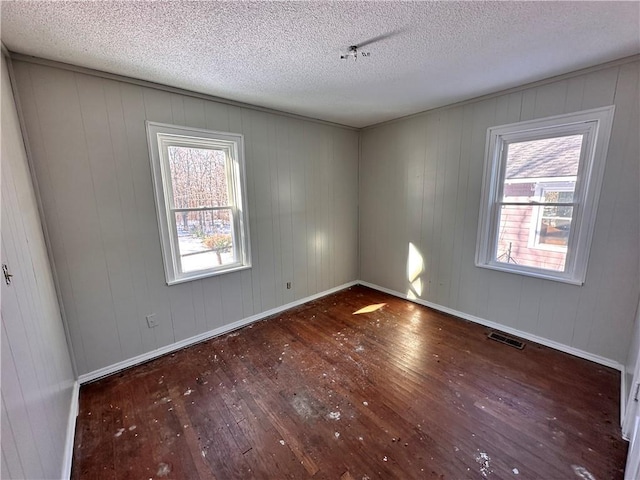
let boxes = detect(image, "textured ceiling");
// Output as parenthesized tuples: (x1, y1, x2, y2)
(2, 1, 639, 128)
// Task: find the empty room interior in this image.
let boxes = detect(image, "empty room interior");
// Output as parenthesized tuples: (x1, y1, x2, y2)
(2, 2, 640, 479)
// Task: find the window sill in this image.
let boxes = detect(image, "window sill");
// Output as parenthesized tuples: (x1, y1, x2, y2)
(475, 261, 584, 286)
(166, 264, 252, 286)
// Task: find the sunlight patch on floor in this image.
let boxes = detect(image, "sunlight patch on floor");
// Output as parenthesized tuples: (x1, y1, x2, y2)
(353, 303, 387, 315)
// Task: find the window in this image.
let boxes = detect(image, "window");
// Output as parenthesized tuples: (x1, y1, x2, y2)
(146, 122, 251, 285)
(475, 106, 615, 284)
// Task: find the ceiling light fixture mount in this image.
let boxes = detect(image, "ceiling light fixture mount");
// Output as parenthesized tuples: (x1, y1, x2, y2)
(340, 45, 371, 61)
(339, 30, 402, 62)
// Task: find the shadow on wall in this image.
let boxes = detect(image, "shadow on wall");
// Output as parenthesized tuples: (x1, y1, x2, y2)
(407, 242, 425, 300)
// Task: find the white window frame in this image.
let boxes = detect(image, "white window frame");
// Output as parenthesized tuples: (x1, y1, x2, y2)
(146, 122, 251, 285)
(475, 106, 615, 285)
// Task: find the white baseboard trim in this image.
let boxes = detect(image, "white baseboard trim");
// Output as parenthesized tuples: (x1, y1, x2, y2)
(78, 281, 358, 384)
(358, 280, 624, 372)
(61, 380, 80, 479)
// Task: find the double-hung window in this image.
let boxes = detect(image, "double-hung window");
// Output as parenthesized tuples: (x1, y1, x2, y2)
(475, 106, 615, 285)
(146, 122, 251, 285)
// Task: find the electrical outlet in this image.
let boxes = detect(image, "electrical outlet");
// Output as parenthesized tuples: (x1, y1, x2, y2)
(286, 282, 292, 290)
(146, 314, 158, 328)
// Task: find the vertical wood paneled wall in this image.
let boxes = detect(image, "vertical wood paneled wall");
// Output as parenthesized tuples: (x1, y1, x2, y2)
(12, 61, 359, 376)
(360, 60, 639, 364)
(1, 55, 76, 479)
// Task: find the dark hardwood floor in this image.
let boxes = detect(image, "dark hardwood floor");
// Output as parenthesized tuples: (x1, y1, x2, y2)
(73, 285, 627, 479)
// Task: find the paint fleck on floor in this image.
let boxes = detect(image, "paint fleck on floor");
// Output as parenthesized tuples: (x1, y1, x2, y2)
(475, 451, 492, 477)
(157, 462, 170, 477)
(572, 464, 596, 480)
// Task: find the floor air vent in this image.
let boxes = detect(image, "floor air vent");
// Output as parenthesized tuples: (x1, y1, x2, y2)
(487, 331, 525, 350)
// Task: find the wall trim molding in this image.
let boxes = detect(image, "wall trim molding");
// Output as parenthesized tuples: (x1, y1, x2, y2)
(621, 366, 628, 433)
(10, 52, 638, 133)
(78, 278, 625, 382)
(363, 54, 640, 130)
(358, 280, 624, 372)
(61, 381, 80, 480)
(78, 281, 358, 384)
(66, 280, 627, 470)
(8, 52, 358, 131)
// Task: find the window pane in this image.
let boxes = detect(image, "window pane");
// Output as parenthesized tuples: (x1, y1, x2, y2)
(539, 206, 573, 247)
(168, 146, 229, 208)
(502, 134, 583, 202)
(174, 209, 235, 273)
(545, 190, 574, 204)
(495, 205, 568, 272)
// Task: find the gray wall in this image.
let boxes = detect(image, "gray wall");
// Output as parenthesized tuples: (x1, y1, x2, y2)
(1, 55, 76, 479)
(12, 60, 359, 376)
(359, 60, 639, 364)
(11, 56, 639, 378)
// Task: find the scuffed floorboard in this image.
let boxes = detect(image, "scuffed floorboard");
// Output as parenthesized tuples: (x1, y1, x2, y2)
(73, 285, 626, 479)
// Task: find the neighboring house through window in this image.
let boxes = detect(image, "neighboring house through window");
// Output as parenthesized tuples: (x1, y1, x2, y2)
(146, 122, 251, 285)
(476, 106, 615, 284)
(529, 182, 576, 251)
